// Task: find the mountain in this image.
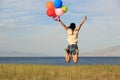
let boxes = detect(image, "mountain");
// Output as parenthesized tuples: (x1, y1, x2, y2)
(80, 45, 120, 57)
(0, 51, 46, 57)
(0, 45, 120, 57)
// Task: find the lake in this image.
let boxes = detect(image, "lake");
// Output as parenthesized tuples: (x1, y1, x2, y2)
(0, 57, 120, 65)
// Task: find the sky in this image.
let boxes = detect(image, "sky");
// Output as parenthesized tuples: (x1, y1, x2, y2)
(0, 0, 120, 56)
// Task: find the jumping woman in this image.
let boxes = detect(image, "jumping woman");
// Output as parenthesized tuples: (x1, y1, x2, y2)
(58, 16, 87, 63)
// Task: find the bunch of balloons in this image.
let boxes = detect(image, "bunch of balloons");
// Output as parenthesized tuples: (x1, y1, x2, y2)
(46, 0, 68, 21)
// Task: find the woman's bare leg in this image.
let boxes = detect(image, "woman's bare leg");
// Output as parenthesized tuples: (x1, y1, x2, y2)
(64, 48, 71, 62)
(73, 53, 78, 63)
(65, 53, 71, 62)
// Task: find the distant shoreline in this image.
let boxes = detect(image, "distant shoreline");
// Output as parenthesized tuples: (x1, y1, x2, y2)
(0, 56, 120, 57)
(0, 57, 120, 65)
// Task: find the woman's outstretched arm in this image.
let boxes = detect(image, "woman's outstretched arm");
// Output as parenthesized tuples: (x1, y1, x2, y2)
(58, 18, 68, 31)
(76, 16, 87, 31)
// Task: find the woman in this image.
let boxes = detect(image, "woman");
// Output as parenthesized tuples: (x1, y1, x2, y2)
(58, 16, 87, 63)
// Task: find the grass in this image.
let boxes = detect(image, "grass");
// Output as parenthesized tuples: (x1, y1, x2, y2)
(0, 64, 120, 80)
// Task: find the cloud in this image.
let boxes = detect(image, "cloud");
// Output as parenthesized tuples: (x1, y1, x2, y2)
(66, 0, 120, 17)
(0, 0, 41, 11)
(116, 35, 120, 40)
(0, 0, 45, 29)
(0, 24, 65, 55)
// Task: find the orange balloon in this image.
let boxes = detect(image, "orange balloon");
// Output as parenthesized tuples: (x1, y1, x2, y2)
(46, 1, 54, 9)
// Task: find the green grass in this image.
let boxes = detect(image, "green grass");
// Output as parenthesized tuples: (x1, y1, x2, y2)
(0, 64, 120, 80)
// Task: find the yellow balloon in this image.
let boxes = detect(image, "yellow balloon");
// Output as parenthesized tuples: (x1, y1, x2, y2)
(61, 5, 68, 13)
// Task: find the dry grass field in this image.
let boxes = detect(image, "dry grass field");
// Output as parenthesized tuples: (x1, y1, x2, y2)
(0, 64, 120, 80)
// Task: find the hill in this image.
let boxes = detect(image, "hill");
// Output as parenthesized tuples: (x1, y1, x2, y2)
(80, 45, 120, 57)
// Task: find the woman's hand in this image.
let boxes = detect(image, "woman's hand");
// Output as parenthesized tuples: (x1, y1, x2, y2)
(76, 16, 87, 31)
(57, 16, 61, 21)
(83, 16, 87, 21)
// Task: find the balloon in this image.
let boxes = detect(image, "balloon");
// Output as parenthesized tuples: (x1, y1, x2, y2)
(54, 0, 63, 8)
(52, 15, 60, 21)
(61, 5, 68, 13)
(55, 8, 64, 16)
(46, 8, 56, 17)
(45, 0, 68, 19)
(46, 1, 54, 9)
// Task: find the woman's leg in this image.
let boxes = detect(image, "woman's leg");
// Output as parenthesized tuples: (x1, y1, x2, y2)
(65, 53, 71, 62)
(73, 49, 79, 63)
(73, 53, 78, 63)
(64, 48, 71, 62)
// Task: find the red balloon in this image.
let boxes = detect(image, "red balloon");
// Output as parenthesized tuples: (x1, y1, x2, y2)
(46, 8, 56, 17)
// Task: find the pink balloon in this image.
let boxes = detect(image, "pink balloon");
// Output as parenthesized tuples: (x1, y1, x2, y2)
(52, 15, 60, 21)
(55, 8, 64, 16)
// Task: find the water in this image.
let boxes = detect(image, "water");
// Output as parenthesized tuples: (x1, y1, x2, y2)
(0, 57, 120, 65)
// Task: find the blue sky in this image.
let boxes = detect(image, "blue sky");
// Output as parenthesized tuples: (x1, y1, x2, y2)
(0, 0, 120, 56)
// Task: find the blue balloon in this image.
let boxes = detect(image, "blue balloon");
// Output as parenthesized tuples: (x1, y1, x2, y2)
(54, 0, 63, 8)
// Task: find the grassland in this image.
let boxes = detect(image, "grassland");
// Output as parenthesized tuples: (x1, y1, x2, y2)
(0, 64, 120, 80)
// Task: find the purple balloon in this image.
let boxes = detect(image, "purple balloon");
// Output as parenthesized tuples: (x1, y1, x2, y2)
(52, 15, 60, 21)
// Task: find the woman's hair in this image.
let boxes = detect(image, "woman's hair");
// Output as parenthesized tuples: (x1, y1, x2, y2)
(68, 23, 76, 30)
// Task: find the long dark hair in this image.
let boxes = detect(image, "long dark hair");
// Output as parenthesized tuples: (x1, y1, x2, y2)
(68, 23, 76, 30)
